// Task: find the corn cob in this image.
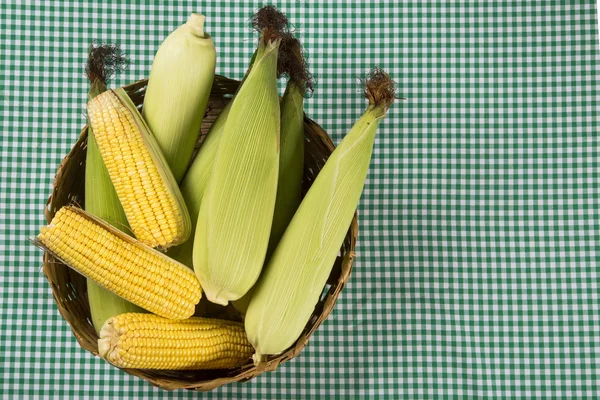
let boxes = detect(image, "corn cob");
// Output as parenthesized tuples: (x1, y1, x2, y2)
(245, 69, 397, 361)
(37, 206, 201, 320)
(192, 37, 281, 305)
(84, 43, 144, 333)
(267, 80, 309, 256)
(98, 313, 253, 370)
(233, 81, 311, 316)
(87, 88, 191, 249)
(142, 13, 216, 183)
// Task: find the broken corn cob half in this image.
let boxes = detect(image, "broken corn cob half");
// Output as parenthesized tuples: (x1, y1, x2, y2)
(98, 313, 253, 370)
(87, 88, 191, 249)
(37, 206, 201, 320)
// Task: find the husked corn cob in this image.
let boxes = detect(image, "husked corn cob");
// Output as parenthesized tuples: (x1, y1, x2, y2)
(86, 130, 144, 331)
(87, 88, 191, 248)
(98, 313, 253, 370)
(37, 206, 201, 320)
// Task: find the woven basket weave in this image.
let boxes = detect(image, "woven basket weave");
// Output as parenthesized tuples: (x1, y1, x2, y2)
(42, 75, 358, 391)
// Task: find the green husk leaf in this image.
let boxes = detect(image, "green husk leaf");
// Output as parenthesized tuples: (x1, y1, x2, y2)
(168, 100, 232, 267)
(193, 39, 280, 305)
(232, 81, 305, 316)
(142, 14, 217, 182)
(167, 49, 260, 267)
(267, 81, 305, 256)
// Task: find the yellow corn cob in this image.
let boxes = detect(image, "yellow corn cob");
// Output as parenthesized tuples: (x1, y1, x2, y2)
(98, 313, 253, 370)
(87, 88, 191, 248)
(86, 130, 144, 332)
(37, 206, 201, 320)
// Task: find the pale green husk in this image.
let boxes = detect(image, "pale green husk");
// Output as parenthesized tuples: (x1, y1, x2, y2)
(267, 81, 305, 256)
(142, 13, 217, 183)
(193, 40, 280, 305)
(245, 103, 389, 360)
(232, 80, 306, 315)
(167, 50, 259, 267)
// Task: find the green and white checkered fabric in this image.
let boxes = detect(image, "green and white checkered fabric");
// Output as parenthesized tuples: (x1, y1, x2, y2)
(2, 0, 600, 398)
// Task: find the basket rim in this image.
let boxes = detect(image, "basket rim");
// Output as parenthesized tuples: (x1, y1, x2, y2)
(42, 75, 358, 391)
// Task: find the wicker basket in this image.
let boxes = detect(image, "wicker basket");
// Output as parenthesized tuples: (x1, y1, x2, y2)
(42, 75, 358, 391)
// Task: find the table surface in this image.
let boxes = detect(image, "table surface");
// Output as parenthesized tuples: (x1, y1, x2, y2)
(3, 1, 600, 398)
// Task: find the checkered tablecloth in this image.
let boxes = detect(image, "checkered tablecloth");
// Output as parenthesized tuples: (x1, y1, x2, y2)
(3, 1, 600, 398)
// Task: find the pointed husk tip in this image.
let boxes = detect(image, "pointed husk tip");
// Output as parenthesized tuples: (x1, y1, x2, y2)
(186, 13, 206, 38)
(252, 352, 267, 366)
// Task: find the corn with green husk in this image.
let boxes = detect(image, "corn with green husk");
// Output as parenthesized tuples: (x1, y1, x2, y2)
(192, 34, 281, 305)
(167, 46, 256, 269)
(87, 88, 191, 249)
(230, 83, 306, 317)
(267, 77, 311, 256)
(83, 43, 144, 333)
(232, 34, 314, 315)
(168, 6, 293, 269)
(245, 69, 397, 362)
(142, 13, 216, 183)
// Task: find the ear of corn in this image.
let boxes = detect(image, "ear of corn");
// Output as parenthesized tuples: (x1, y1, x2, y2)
(37, 206, 202, 320)
(267, 80, 305, 256)
(98, 313, 253, 370)
(245, 69, 396, 361)
(142, 13, 216, 183)
(85, 128, 144, 332)
(87, 88, 191, 248)
(232, 81, 306, 315)
(193, 39, 280, 305)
